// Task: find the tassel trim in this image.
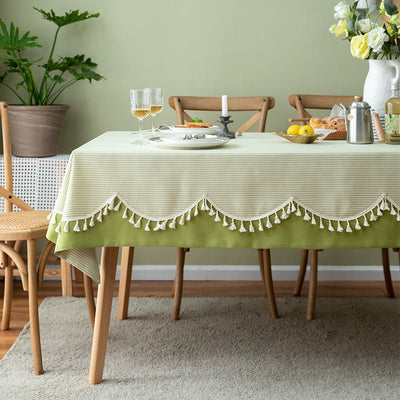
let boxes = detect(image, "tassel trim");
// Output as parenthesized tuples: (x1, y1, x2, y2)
(50, 193, 400, 235)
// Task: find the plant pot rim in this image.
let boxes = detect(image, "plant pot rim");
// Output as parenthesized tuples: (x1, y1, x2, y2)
(8, 104, 70, 109)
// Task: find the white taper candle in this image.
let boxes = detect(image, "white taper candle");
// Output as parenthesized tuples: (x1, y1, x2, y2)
(221, 95, 228, 117)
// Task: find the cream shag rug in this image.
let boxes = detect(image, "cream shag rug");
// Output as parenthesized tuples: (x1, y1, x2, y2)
(0, 297, 399, 400)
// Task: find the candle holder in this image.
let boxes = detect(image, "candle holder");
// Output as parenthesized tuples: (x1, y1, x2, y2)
(217, 115, 235, 139)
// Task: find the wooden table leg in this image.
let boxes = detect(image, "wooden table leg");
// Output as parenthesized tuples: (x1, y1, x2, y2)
(117, 247, 135, 320)
(88, 247, 119, 385)
(262, 249, 279, 319)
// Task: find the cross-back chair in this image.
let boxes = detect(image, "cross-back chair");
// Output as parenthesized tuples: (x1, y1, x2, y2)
(288, 94, 355, 122)
(0, 101, 95, 374)
(289, 94, 396, 320)
(169, 95, 275, 133)
(116, 96, 278, 322)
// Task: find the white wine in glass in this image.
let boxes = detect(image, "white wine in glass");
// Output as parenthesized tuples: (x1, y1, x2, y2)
(130, 89, 151, 144)
(148, 88, 164, 136)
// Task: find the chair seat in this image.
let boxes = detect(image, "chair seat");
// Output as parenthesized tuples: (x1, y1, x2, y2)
(0, 210, 50, 240)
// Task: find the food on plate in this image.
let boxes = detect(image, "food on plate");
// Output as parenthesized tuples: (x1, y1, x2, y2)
(310, 116, 346, 132)
(287, 124, 300, 135)
(175, 122, 213, 128)
(298, 125, 315, 136)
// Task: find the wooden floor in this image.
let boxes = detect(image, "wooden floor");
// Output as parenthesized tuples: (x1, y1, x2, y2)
(0, 279, 398, 360)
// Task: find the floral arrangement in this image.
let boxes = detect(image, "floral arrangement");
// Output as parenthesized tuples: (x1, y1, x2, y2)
(330, 0, 400, 59)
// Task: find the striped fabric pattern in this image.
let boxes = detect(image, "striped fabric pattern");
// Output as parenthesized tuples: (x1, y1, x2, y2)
(53, 132, 400, 220)
(47, 132, 400, 282)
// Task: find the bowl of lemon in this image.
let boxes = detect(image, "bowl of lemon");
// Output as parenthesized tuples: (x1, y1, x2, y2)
(273, 125, 323, 144)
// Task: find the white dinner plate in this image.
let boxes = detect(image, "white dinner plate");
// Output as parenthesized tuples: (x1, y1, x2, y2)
(148, 134, 230, 149)
(162, 125, 221, 135)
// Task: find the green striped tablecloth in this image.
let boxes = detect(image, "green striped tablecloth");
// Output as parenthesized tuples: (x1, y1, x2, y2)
(47, 132, 400, 283)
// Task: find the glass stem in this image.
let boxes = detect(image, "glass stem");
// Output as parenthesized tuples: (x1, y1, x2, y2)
(139, 118, 143, 142)
(151, 115, 155, 133)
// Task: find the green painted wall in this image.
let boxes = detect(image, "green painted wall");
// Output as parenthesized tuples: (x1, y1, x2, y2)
(1, 1, 394, 268)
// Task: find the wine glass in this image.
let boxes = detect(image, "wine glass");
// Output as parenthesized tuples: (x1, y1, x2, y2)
(148, 88, 164, 136)
(130, 89, 151, 144)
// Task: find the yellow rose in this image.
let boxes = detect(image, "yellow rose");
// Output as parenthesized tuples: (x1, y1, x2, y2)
(350, 35, 370, 59)
(333, 19, 349, 37)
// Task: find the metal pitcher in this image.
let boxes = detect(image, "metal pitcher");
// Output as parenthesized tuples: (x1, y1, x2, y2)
(339, 96, 384, 144)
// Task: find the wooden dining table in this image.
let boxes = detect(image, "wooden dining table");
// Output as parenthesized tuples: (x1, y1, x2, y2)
(47, 131, 400, 384)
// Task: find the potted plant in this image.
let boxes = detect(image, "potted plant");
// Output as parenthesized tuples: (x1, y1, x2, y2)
(0, 8, 104, 157)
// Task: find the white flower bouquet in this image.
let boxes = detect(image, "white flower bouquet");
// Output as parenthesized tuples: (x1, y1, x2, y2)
(330, 0, 400, 59)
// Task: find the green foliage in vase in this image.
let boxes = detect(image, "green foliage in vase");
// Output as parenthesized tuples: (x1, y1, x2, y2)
(0, 8, 104, 105)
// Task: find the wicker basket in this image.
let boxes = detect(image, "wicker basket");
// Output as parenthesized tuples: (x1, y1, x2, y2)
(324, 130, 347, 140)
(273, 132, 323, 144)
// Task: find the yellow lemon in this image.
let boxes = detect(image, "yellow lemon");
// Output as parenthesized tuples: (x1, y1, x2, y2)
(287, 124, 300, 135)
(298, 125, 315, 136)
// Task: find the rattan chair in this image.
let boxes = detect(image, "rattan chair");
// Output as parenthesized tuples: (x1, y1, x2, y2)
(0, 101, 95, 374)
(289, 94, 396, 320)
(117, 96, 278, 322)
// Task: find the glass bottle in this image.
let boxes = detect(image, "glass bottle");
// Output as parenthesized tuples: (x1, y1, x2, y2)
(385, 84, 400, 144)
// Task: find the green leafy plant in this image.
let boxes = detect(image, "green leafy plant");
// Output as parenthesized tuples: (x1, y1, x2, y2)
(0, 8, 104, 105)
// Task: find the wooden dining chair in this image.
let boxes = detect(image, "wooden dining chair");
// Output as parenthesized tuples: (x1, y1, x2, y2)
(169, 95, 275, 133)
(169, 96, 277, 320)
(116, 96, 278, 322)
(288, 94, 355, 121)
(0, 101, 95, 374)
(288, 94, 396, 320)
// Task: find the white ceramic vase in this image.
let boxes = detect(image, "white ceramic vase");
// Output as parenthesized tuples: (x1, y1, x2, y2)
(363, 59, 400, 116)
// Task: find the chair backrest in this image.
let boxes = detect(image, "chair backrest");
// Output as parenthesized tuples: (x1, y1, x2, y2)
(0, 102, 33, 212)
(288, 94, 359, 119)
(1, 101, 13, 213)
(168, 96, 275, 133)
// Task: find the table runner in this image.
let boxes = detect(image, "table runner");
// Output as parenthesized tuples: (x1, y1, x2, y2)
(47, 132, 400, 282)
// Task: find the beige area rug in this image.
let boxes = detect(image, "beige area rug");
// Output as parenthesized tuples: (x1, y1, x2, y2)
(0, 297, 399, 400)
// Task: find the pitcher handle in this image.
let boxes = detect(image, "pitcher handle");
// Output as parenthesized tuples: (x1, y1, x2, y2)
(390, 60, 400, 85)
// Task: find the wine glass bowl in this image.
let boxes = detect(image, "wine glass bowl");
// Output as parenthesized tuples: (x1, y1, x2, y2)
(148, 88, 164, 135)
(130, 89, 151, 144)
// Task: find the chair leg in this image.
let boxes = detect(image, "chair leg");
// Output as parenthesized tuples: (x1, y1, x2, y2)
(381, 248, 395, 298)
(293, 249, 308, 296)
(262, 249, 279, 319)
(27, 239, 43, 375)
(257, 249, 267, 296)
(306, 249, 318, 321)
(60, 259, 73, 296)
(84, 274, 96, 329)
(171, 248, 189, 321)
(1, 254, 13, 330)
(74, 267, 84, 283)
(117, 247, 135, 321)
